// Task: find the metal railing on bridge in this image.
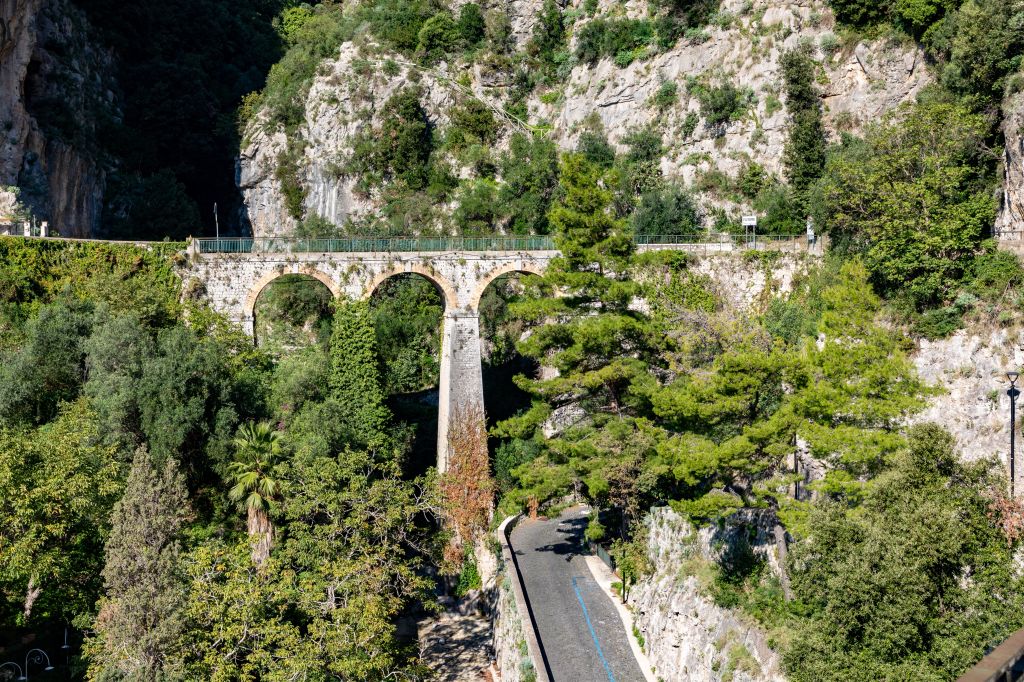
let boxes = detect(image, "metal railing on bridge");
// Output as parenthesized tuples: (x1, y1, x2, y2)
(194, 233, 816, 254)
(957, 627, 1024, 682)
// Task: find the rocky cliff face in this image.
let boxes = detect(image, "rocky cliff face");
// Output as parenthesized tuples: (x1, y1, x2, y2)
(0, 0, 115, 236)
(631, 507, 787, 682)
(999, 91, 1024, 239)
(238, 0, 930, 237)
(912, 326, 1024, 488)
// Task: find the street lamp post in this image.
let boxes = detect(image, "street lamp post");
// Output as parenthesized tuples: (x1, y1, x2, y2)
(0, 661, 25, 681)
(1, 648, 55, 681)
(1009, 372, 1020, 497)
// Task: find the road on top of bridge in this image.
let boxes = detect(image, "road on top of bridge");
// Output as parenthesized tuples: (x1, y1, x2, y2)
(510, 506, 648, 682)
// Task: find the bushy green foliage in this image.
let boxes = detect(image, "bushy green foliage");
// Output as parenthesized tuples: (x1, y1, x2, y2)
(253, 274, 334, 353)
(649, 79, 680, 110)
(576, 131, 616, 168)
(575, 18, 654, 65)
(455, 179, 500, 233)
(694, 80, 747, 130)
(456, 3, 487, 48)
(826, 0, 893, 27)
(417, 11, 459, 63)
(781, 49, 826, 204)
(276, 141, 308, 219)
(448, 98, 499, 146)
(368, 276, 443, 396)
(349, 88, 435, 192)
(260, 4, 354, 129)
(632, 186, 702, 236)
(0, 402, 123, 626)
(814, 100, 996, 308)
(87, 447, 187, 679)
(498, 132, 561, 234)
(530, 0, 565, 74)
(651, 0, 720, 48)
(786, 424, 1024, 680)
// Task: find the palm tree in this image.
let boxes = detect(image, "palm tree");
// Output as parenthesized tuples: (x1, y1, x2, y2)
(228, 421, 282, 565)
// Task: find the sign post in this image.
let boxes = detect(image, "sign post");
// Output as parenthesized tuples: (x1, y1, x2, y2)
(742, 215, 757, 249)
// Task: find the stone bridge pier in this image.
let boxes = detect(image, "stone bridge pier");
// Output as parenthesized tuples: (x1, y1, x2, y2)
(184, 247, 555, 472)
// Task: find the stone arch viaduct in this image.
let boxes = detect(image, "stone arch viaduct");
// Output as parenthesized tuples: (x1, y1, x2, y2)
(183, 235, 817, 471)
(185, 240, 558, 472)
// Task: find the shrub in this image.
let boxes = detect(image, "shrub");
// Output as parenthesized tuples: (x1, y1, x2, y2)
(739, 162, 769, 199)
(365, 0, 435, 52)
(498, 132, 561, 234)
(753, 185, 804, 235)
(576, 131, 616, 168)
(456, 3, 486, 47)
(781, 49, 826, 199)
(454, 180, 499, 233)
(575, 18, 654, 64)
(357, 88, 434, 191)
(632, 187, 702, 237)
(449, 98, 498, 146)
(826, 0, 892, 27)
(697, 81, 745, 129)
(295, 215, 342, 238)
(968, 251, 1024, 299)
(650, 79, 679, 110)
(276, 143, 307, 220)
(417, 11, 459, 63)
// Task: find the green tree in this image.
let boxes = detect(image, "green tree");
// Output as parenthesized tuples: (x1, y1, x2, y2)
(826, 0, 892, 26)
(0, 401, 123, 625)
(330, 301, 393, 447)
(498, 132, 561, 234)
(498, 154, 659, 526)
(87, 448, 188, 681)
(815, 101, 996, 308)
(417, 11, 459, 63)
(786, 424, 1024, 680)
(456, 3, 486, 47)
(0, 299, 93, 425)
(781, 48, 826, 205)
(352, 88, 434, 190)
(228, 421, 282, 565)
(530, 0, 565, 69)
(632, 186, 702, 237)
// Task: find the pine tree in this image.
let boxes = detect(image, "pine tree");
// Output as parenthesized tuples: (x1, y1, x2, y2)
(87, 447, 188, 681)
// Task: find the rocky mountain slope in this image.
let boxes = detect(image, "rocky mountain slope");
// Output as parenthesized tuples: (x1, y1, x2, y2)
(239, 0, 930, 237)
(0, 0, 115, 236)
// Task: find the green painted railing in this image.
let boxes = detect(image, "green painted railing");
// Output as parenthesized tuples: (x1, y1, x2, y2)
(196, 235, 557, 254)
(194, 234, 813, 254)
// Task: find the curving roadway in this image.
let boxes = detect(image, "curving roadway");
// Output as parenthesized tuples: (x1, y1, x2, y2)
(510, 506, 648, 682)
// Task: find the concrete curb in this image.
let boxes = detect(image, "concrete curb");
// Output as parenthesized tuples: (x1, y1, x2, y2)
(583, 555, 659, 682)
(496, 515, 552, 682)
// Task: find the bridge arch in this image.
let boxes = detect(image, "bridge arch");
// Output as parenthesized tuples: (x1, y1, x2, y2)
(471, 262, 546, 310)
(243, 266, 342, 322)
(363, 264, 459, 312)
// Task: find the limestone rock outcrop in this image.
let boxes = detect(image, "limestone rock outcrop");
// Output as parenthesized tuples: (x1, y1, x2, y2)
(238, 0, 931, 237)
(999, 90, 1024, 240)
(631, 507, 787, 682)
(0, 0, 115, 236)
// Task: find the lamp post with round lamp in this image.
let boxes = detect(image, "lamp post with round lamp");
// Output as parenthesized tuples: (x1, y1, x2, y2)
(1009, 371, 1021, 497)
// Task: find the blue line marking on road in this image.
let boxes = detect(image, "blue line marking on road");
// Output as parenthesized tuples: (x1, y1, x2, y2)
(572, 576, 616, 682)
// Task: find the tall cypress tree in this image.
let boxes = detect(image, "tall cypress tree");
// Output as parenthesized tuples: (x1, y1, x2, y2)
(329, 301, 392, 446)
(782, 49, 827, 209)
(87, 447, 188, 681)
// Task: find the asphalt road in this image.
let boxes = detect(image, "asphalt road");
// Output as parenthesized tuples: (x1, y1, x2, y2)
(510, 507, 647, 682)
